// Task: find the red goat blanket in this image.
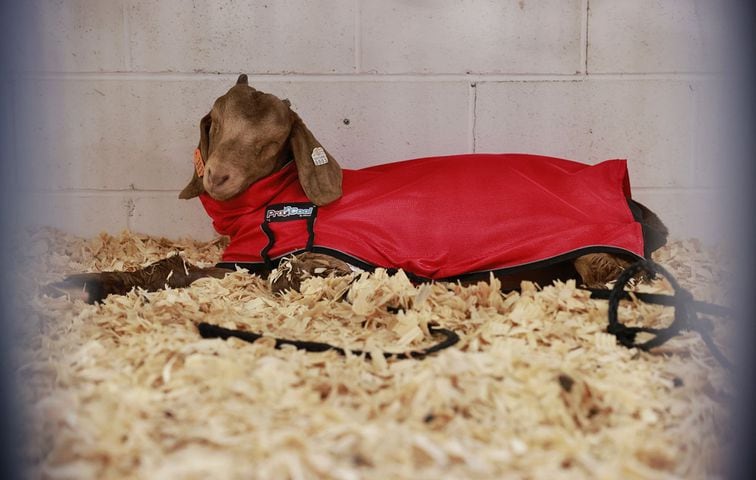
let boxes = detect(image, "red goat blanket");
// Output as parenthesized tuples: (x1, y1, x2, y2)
(199, 153, 645, 280)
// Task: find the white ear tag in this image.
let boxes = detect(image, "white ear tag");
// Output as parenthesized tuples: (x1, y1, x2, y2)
(311, 147, 329, 166)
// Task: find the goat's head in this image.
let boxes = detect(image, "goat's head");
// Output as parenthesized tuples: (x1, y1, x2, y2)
(180, 74, 342, 205)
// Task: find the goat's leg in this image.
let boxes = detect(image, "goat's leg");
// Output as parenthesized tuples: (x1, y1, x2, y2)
(573, 253, 633, 288)
(270, 252, 353, 293)
(45, 255, 233, 304)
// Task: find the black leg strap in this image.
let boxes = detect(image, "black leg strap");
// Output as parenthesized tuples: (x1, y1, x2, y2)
(197, 257, 732, 369)
(198, 322, 459, 360)
(592, 258, 734, 370)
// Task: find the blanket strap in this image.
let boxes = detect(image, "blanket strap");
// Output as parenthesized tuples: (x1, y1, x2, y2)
(197, 322, 460, 360)
(586, 259, 734, 370)
(260, 203, 318, 270)
(197, 258, 732, 369)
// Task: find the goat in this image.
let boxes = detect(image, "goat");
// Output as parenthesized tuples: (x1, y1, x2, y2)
(49, 74, 668, 304)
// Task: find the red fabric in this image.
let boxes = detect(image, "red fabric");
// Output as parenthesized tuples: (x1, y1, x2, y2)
(199, 153, 644, 279)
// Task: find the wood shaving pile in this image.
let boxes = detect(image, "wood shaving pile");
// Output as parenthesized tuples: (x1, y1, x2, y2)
(14, 229, 732, 479)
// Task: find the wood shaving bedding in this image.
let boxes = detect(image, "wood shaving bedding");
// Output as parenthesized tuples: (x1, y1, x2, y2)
(13, 228, 732, 479)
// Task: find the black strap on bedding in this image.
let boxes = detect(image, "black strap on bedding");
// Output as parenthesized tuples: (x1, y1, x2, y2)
(586, 259, 734, 370)
(198, 322, 460, 360)
(197, 258, 732, 368)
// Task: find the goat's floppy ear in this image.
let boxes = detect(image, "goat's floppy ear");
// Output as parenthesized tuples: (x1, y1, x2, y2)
(179, 113, 211, 199)
(288, 111, 342, 206)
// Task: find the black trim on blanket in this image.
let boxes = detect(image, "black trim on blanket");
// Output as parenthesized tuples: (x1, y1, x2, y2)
(221, 198, 655, 284)
(216, 244, 643, 288)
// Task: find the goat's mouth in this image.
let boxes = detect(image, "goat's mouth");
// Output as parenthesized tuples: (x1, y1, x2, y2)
(203, 178, 247, 201)
(204, 173, 262, 201)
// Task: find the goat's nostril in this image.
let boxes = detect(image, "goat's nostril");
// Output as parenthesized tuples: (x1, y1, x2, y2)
(205, 168, 230, 188)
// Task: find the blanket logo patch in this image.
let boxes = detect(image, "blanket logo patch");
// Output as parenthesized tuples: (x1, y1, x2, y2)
(265, 203, 317, 222)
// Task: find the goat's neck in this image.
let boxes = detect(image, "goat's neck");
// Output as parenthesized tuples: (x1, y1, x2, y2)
(269, 142, 294, 175)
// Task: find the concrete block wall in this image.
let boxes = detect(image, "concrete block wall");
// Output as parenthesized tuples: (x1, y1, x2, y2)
(11, 0, 731, 242)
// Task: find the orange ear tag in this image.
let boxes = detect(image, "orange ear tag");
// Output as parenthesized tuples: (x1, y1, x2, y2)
(193, 148, 205, 177)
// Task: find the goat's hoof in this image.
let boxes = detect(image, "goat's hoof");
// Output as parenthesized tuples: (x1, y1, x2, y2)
(43, 274, 106, 304)
(270, 253, 352, 294)
(573, 253, 633, 288)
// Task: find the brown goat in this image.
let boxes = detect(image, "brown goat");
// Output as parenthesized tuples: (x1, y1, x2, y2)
(49, 74, 668, 304)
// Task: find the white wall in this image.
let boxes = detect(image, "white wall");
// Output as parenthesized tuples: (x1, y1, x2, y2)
(12, 0, 732, 242)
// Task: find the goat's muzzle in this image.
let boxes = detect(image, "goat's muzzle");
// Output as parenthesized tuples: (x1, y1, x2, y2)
(203, 164, 243, 200)
(205, 167, 230, 189)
